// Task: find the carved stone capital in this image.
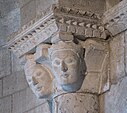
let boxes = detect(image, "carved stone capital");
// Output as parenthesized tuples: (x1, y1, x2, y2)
(7, 3, 107, 58)
(7, 2, 111, 100)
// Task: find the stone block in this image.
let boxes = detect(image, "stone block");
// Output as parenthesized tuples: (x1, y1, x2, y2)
(36, 0, 55, 15)
(0, 96, 12, 113)
(125, 31, 127, 74)
(0, 8, 20, 46)
(0, 80, 2, 97)
(0, 47, 11, 78)
(101, 76, 127, 113)
(81, 72, 100, 94)
(110, 33, 125, 84)
(0, 22, 7, 46)
(106, 0, 121, 10)
(12, 88, 47, 113)
(11, 53, 23, 72)
(3, 71, 28, 96)
(59, 0, 105, 14)
(18, 0, 32, 8)
(53, 93, 99, 113)
(21, 0, 36, 26)
(0, 0, 19, 17)
(25, 102, 50, 113)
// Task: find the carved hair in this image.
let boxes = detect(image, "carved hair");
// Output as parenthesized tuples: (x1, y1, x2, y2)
(48, 41, 85, 60)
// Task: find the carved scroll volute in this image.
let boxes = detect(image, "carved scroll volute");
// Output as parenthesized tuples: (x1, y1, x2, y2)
(80, 39, 110, 94)
(24, 54, 53, 99)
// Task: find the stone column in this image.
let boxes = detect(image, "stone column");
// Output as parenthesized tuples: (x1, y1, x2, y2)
(53, 93, 99, 113)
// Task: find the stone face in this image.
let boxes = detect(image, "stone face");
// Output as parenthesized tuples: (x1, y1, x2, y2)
(24, 56, 53, 99)
(49, 40, 86, 92)
(0, 96, 12, 113)
(3, 71, 28, 96)
(53, 93, 99, 113)
(100, 76, 127, 113)
(110, 33, 125, 84)
(12, 88, 47, 113)
(0, 47, 11, 78)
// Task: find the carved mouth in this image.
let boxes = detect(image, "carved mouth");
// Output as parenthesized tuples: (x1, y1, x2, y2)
(61, 74, 69, 78)
(35, 85, 42, 91)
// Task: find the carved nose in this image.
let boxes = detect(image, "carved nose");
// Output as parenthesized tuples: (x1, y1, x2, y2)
(32, 76, 38, 85)
(61, 61, 68, 72)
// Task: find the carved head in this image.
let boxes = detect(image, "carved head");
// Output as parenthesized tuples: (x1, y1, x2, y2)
(24, 59, 53, 98)
(49, 41, 86, 92)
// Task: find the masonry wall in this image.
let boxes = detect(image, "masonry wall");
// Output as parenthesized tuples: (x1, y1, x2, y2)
(99, 31, 127, 113)
(0, 0, 54, 113)
(0, 0, 126, 113)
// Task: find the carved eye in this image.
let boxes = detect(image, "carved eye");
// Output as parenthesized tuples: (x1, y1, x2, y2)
(65, 58, 75, 64)
(53, 59, 60, 66)
(36, 72, 42, 77)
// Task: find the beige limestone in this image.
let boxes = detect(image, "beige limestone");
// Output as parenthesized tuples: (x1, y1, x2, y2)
(53, 93, 99, 113)
(110, 33, 125, 84)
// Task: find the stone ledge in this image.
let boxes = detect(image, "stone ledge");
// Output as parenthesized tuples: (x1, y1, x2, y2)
(103, 0, 127, 36)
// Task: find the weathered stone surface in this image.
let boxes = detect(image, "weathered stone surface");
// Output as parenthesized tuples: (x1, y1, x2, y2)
(125, 31, 127, 74)
(106, 0, 121, 10)
(36, 0, 56, 16)
(12, 88, 47, 113)
(53, 93, 99, 113)
(0, 7, 20, 46)
(25, 102, 50, 113)
(3, 71, 28, 96)
(103, 0, 127, 36)
(3, 8, 20, 36)
(0, 96, 12, 113)
(81, 72, 100, 94)
(18, 0, 32, 8)
(0, 79, 2, 97)
(110, 33, 125, 84)
(59, 0, 105, 14)
(0, 0, 19, 17)
(0, 47, 11, 78)
(21, 0, 36, 26)
(11, 53, 23, 72)
(100, 76, 127, 113)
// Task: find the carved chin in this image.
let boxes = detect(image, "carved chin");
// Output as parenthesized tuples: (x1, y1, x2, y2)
(60, 75, 79, 85)
(61, 82, 82, 92)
